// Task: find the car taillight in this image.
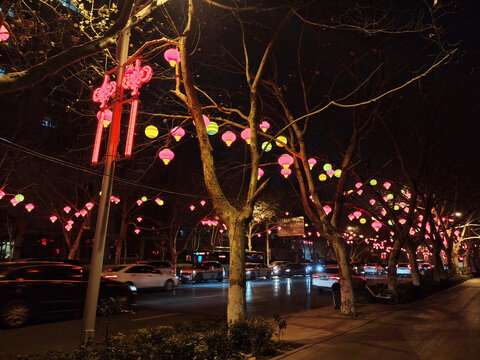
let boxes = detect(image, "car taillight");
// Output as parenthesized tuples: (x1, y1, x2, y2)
(104, 274, 118, 279)
(312, 274, 320, 278)
(331, 276, 341, 280)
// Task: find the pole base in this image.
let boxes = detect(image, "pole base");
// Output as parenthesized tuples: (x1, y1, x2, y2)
(80, 329, 95, 347)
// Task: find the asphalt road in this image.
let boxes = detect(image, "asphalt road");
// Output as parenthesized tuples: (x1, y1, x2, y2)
(0, 276, 331, 358)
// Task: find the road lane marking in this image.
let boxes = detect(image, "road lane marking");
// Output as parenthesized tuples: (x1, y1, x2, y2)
(132, 313, 182, 322)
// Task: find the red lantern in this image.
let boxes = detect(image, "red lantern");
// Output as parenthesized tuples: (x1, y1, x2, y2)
(159, 148, 175, 165)
(221, 131, 236, 146)
(164, 48, 181, 67)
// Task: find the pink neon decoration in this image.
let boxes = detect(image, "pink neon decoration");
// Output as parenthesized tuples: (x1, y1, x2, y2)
(122, 59, 153, 97)
(63, 206, 71, 214)
(308, 158, 317, 170)
(281, 168, 292, 178)
(353, 211, 362, 218)
(92, 111, 104, 164)
(257, 168, 264, 180)
(93, 75, 116, 108)
(0, 25, 9, 41)
(369, 199, 376, 205)
(371, 221, 382, 231)
(383, 181, 391, 189)
(278, 154, 294, 170)
(25, 203, 34, 212)
(50, 215, 58, 223)
(80, 209, 88, 217)
(171, 126, 185, 141)
(221, 131, 236, 146)
(259, 120, 270, 132)
(97, 109, 113, 128)
(134, 228, 141, 234)
(355, 182, 363, 189)
(0, 190, 4, 199)
(323, 205, 332, 215)
(164, 48, 181, 67)
(159, 148, 175, 165)
(124, 98, 139, 157)
(241, 128, 251, 144)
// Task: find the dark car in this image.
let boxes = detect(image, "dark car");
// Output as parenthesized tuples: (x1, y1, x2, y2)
(282, 263, 308, 277)
(0, 261, 136, 328)
(179, 261, 225, 283)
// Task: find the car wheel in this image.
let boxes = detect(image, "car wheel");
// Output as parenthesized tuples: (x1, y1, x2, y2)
(194, 274, 203, 283)
(164, 279, 174, 291)
(217, 275, 224, 282)
(2, 300, 31, 328)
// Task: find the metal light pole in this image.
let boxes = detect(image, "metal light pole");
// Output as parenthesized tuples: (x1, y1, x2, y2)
(80, 28, 131, 346)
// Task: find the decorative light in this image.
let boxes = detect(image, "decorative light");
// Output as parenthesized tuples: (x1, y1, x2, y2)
(357, 190, 363, 195)
(190, 205, 195, 211)
(170, 126, 185, 141)
(75, 211, 81, 217)
(323, 163, 332, 171)
(261, 142, 272, 152)
(369, 199, 376, 205)
(85, 202, 94, 210)
(334, 169, 342, 178)
(193, 114, 210, 127)
(0, 24, 10, 41)
(319, 173, 327, 181)
(206, 122, 219, 135)
(308, 158, 317, 170)
(275, 136, 287, 147)
(355, 182, 363, 189)
(259, 120, 270, 132)
(326, 169, 335, 177)
(159, 148, 175, 164)
(80, 209, 88, 217)
(136, 217, 143, 222)
(353, 211, 362, 218)
(257, 168, 264, 180)
(281, 168, 292, 178)
(136, 199, 143, 206)
(323, 205, 332, 215)
(63, 206, 71, 214)
(145, 125, 159, 139)
(200, 200, 206, 206)
(97, 109, 113, 128)
(25, 203, 34, 212)
(371, 221, 382, 231)
(278, 154, 294, 170)
(240, 128, 251, 144)
(360, 218, 366, 224)
(15, 194, 24, 203)
(141, 196, 148, 202)
(0, 190, 4, 199)
(370, 179, 377, 186)
(134, 228, 141, 234)
(387, 193, 394, 200)
(67, 220, 74, 225)
(164, 48, 181, 67)
(399, 218, 407, 225)
(155, 198, 164, 206)
(49, 215, 58, 223)
(221, 131, 237, 146)
(383, 182, 391, 189)
(348, 213, 355, 221)
(65, 224, 72, 231)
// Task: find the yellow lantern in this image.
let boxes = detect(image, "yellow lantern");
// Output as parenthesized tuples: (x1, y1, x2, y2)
(145, 125, 159, 139)
(275, 136, 287, 147)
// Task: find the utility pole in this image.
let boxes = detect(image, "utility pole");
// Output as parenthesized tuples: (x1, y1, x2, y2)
(80, 28, 131, 346)
(266, 223, 270, 266)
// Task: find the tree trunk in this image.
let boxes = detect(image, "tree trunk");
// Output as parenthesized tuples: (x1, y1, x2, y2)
(406, 241, 421, 286)
(227, 219, 247, 324)
(432, 242, 443, 282)
(387, 240, 402, 291)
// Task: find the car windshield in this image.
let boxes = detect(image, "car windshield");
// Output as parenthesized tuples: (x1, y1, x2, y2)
(105, 266, 126, 272)
(192, 263, 206, 269)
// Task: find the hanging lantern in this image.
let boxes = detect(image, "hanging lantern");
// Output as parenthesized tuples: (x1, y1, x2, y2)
(357, 189, 363, 195)
(261, 142, 272, 152)
(192, 114, 210, 127)
(96, 109, 113, 128)
(0, 190, 4, 199)
(200, 200, 206, 206)
(370, 179, 377, 186)
(381, 208, 387, 216)
(355, 182, 363, 189)
(323, 163, 332, 171)
(141, 196, 148, 202)
(221, 131, 237, 146)
(323, 205, 332, 215)
(63, 206, 71, 213)
(399, 218, 407, 225)
(67, 220, 74, 225)
(257, 168, 264, 180)
(353, 211, 362, 218)
(0, 24, 10, 41)
(49, 215, 58, 223)
(383, 181, 391, 189)
(371, 221, 382, 231)
(278, 154, 294, 170)
(206, 121, 219, 135)
(259, 120, 270, 132)
(409, 228, 416, 235)
(75, 211, 81, 217)
(164, 48, 181, 67)
(145, 125, 159, 139)
(85, 202, 94, 210)
(348, 213, 355, 221)
(383, 196, 389, 202)
(65, 224, 72, 231)
(159, 148, 175, 164)
(25, 203, 34, 212)
(334, 169, 342, 178)
(326, 169, 335, 178)
(14, 194, 24, 203)
(360, 218, 367, 224)
(369, 199, 376, 205)
(155, 198, 164, 206)
(136, 199, 143, 206)
(275, 136, 287, 147)
(308, 158, 317, 170)
(170, 126, 185, 141)
(136, 217, 143, 222)
(281, 168, 292, 178)
(134, 228, 141, 234)
(80, 209, 88, 217)
(240, 128, 251, 144)
(190, 205, 195, 211)
(319, 173, 327, 181)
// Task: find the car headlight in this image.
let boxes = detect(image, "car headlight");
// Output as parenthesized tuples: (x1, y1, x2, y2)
(192, 270, 196, 275)
(316, 265, 323, 272)
(246, 270, 251, 275)
(180, 269, 183, 274)
(273, 266, 279, 271)
(286, 269, 291, 272)
(129, 284, 137, 292)
(306, 266, 312, 271)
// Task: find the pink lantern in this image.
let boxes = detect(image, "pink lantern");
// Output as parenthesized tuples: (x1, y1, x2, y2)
(10, 198, 18, 206)
(137, 217, 143, 222)
(323, 205, 332, 215)
(240, 128, 251, 144)
(259, 120, 270, 132)
(85, 202, 94, 210)
(67, 220, 74, 225)
(192, 114, 210, 127)
(0, 190, 4, 199)
(134, 228, 141, 234)
(348, 213, 355, 221)
(353, 211, 362, 219)
(355, 182, 363, 189)
(50, 215, 58, 223)
(369, 199, 376, 205)
(381, 208, 387, 216)
(155, 198, 164, 206)
(0, 24, 9, 41)
(357, 190, 363, 195)
(280, 168, 292, 178)
(200, 200, 206, 206)
(257, 168, 264, 180)
(399, 218, 407, 225)
(97, 109, 112, 128)
(63, 206, 71, 214)
(65, 224, 72, 231)
(399, 201, 406, 208)
(383, 181, 391, 189)
(80, 209, 88, 217)
(75, 211, 81, 217)
(170, 127, 185, 141)
(190, 205, 195, 211)
(159, 148, 175, 165)
(326, 169, 335, 177)
(383, 196, 389, 202)
(308, 158, 317, 170)
(278, 154, 294, 170)
(371, 221, 382, 231)
(136, 199, 143, 206)
(25, 203, 34, 212)
(221, 131, 237, 146)
(409, 228, 416, 235)
(164, 48, 181, 67)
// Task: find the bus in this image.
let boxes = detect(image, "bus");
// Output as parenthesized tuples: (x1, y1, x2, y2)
(193, 247, 265, 276)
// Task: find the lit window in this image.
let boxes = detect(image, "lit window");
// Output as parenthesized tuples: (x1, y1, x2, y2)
(0, 67, 6, 75)
(57, 0, 80, 13)
(42, 117, 56, 128)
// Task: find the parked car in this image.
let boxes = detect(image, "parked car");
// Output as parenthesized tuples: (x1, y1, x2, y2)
(282, 262, 308, 277)
(362, 263, 385, 275)
(312, 265, 366, 292)
(137, 260, 175, 275)
(417, 261, 434, 275)
(179, 261, 225, 283)
(396, 263, 412, 277)
(0, 261, 136, 328)
(271, 260, 289, 276)
(102, 264, 179, 290)
(245, 263, 272, 280)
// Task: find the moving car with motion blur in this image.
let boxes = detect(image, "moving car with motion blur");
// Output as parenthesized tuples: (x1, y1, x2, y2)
(282, 262, 309, 277)
(312, 265, 366, 292)
(137, 260, 176, 275)
(362, 263, 385, 276)
(0, 261, 136, 328)
(179, 261, 225, 283)
(102, 264, 178, 290)
(245, 263, 272, 280)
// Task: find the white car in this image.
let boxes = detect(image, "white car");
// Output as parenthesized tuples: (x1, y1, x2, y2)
(246, 263, 272, 280)
(102, 264, 179, 290)
(312, 266, 365, 292)
(363, 263, 385, 275)
(396, 263, 411, 277)
(137, 260, 176, 275)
